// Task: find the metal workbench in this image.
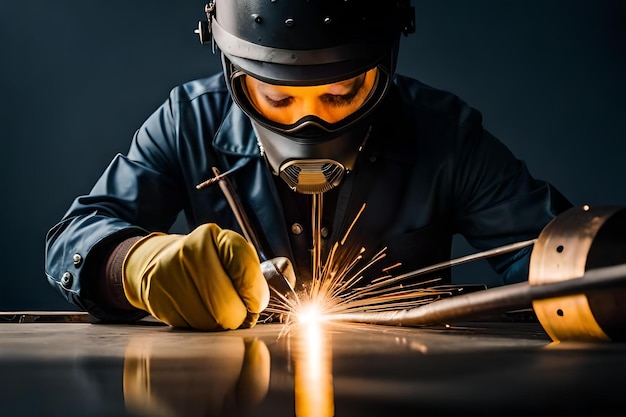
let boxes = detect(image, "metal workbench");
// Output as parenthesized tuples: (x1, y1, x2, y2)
(0, 312, 624, 416)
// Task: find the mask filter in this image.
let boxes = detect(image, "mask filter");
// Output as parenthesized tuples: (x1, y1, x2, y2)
(279, 159, 345, 194)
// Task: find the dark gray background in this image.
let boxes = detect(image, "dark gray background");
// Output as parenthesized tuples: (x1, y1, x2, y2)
(1, 1, 624, 311)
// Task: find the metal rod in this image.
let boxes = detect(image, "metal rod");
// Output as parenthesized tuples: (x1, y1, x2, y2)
(385, 238, 537, 285)
(312, 192, 323, 282)
(211, 167, 267, 261)
(328, 263, 626, 326)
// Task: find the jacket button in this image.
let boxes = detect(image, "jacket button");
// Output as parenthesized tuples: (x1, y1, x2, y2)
(291, 223, 303, 235)
(321, 227, 329, 238)
(72, 253, 83, 267)
(61, 272, 73, 289)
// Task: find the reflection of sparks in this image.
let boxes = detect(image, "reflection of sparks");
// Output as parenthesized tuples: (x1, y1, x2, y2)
(292, 322, 334, 417)
(304, 322, 323, 378)
(265, 203, 453, 326)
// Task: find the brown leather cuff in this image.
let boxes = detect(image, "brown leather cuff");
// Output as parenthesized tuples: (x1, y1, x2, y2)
(100, 236, 144, 311)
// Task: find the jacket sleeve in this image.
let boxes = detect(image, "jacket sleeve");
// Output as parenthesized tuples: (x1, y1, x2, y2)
(44, 82, 218, 322)
(394, 74, 572, 285)
(450, 111, 572, 284)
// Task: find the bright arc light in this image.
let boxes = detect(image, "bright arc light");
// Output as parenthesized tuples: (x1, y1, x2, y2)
(296, 304, 326, 324)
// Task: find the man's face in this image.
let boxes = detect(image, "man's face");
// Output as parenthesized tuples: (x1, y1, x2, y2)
(243, 68, 378, 125)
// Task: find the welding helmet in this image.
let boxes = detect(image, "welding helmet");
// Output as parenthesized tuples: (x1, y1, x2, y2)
(197, 0, 415, 193)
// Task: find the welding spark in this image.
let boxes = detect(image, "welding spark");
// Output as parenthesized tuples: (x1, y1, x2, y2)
(296, 304, 326, 325)
(264, 202, 455, 326)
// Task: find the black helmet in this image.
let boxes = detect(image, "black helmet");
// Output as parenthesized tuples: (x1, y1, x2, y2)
(197, 0, 415, 193)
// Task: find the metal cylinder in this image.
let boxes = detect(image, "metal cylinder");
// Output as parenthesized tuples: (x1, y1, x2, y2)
(529, 205, 626, 342)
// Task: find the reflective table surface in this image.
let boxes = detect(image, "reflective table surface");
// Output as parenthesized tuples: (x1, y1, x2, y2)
(1, 312, 625, 416)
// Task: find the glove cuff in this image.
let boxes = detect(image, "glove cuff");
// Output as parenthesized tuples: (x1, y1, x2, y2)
(122, 233, 183, 311)
(102, 236, 144, 311)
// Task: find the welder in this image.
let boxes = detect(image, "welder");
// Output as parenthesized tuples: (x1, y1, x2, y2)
(44, 0, 571, 330)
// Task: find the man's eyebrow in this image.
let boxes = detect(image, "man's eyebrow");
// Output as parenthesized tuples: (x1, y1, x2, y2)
(256, 82, 279, 96)
(330, 74, 366, 96)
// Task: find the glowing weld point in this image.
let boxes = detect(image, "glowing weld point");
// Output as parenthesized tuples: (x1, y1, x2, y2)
(297, 304, 326, 324)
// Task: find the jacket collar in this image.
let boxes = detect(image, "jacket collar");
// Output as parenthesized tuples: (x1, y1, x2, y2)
(212, 105, 261, 157)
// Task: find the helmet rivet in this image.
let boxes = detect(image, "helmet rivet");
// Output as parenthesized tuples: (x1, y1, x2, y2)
(323, 17, 332, 25)
(285, 18, 295, 27)
(254, 15, 263, 24)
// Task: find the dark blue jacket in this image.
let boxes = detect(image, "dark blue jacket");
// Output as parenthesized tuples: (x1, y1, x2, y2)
(45, 73, 571, 322)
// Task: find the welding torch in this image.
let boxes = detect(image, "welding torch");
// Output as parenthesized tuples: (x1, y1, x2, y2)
(203, 167, 298, 300)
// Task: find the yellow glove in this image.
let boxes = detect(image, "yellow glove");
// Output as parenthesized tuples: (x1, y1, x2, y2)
(122, 223, 270, 330)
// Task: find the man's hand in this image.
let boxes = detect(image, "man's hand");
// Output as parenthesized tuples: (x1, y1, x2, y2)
(122, 223, 270, 330)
